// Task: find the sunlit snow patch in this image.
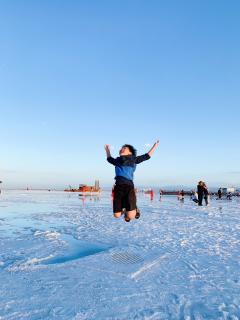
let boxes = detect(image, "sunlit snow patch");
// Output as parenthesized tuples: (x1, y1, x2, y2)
(77, 245, 171, 280)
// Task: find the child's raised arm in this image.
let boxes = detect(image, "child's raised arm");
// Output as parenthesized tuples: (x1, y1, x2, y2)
(148, 140, 160, 157)
(104, 144, 111, 158)
(104, 144, 117, 165)
(135, 140, 159, 164)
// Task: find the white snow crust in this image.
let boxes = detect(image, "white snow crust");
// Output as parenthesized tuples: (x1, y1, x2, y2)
(0, 190, 240, 319)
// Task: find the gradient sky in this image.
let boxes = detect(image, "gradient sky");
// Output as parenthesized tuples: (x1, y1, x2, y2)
(0, 0, 240, 189)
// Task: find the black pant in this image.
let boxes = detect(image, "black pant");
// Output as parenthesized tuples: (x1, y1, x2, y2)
(204, 196, 208, 206)
(198, 194, 203, 206)
(113, 184, 136, 213)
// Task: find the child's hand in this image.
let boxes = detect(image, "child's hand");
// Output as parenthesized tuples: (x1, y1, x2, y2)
(148, 140, 160, 157)
(104, 144, 111, 157)
(104, 144, 110, 151)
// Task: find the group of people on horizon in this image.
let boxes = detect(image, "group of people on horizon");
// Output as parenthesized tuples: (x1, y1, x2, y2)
(218, 187, 234, 200)
(179, 183, 209, 206)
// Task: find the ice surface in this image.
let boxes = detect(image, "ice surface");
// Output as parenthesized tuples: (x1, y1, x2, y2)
(0, 190, 240, 319)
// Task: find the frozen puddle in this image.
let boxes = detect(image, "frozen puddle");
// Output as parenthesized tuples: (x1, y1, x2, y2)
(43, 233, 168, 280)
(44, 234, 111, 265)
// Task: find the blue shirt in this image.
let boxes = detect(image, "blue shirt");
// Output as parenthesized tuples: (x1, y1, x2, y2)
(107, 153, 150, 185)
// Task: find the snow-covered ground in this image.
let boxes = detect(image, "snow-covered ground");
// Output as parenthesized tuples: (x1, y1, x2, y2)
(0, 190, 240, 320)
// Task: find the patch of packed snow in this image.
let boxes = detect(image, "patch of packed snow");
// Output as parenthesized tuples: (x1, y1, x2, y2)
(0, 190, 240, 319)
(34, 230, 61, 240)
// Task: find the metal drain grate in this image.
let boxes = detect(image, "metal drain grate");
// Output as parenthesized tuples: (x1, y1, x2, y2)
(110, 251, 144, 264)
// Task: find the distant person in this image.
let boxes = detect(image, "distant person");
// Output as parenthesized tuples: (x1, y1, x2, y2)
(150, 189, 154, 201)
(105, 141, 159, 222)
(190, 191, 194, 200)
(218, 188, 222, 199)
(111, 185, 115, 198)
(180, 189, 185, 201)
(191, 191, 198, 203)
(203, 182, 209, 206)
(159, 189, 163, 201)
(177, 191, 181, 201)
(227, 192, 232, 200)
(197, 181, 204, 206)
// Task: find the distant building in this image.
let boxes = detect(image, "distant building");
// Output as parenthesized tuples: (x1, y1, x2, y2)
(221, 187, 235, 194)
(95, 180, 100, 190)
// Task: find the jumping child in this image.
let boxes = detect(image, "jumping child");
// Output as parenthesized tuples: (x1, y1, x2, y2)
(104, 141, 159, 222)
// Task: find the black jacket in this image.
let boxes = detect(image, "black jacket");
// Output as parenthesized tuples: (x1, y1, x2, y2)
(197, 185, 204, 197)
(107, 153, 150, 185)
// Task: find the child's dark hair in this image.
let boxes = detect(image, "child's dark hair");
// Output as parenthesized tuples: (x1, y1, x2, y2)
(122, 144, 137, 156)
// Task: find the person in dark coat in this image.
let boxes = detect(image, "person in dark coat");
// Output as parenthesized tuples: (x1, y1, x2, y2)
(203, 182, 209, 206)
(218, 188, 222, 199)
(197, 181, 204, 206)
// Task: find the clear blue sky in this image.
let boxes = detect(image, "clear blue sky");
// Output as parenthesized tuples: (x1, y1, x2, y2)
(0, 0, 240, 189)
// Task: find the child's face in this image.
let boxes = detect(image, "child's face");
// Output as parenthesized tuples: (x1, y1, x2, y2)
(119, 146, 132, 156)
